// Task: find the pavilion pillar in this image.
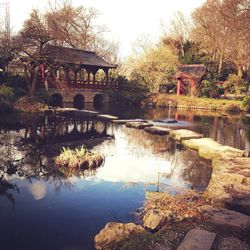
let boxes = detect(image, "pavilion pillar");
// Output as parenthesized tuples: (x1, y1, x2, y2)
(177, 79, 181, 95)
(190, 79, 196, 97)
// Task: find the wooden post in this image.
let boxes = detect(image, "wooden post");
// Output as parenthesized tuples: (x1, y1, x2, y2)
(177, 79, 181, 95)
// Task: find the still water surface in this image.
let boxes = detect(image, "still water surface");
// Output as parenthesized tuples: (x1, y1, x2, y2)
(0, 106, 249, 250)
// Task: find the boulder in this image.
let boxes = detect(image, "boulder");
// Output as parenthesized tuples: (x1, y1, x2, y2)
(205, 157, 250, 207)
(198, 205, 250, 231)
(144, 126, 171, 135)
(177, 229, 216, 250)
(126, 121, 153, 129)
(169, 129, 203, 141)
(143, 209, 167, 231)
(94, 222, 146, 250)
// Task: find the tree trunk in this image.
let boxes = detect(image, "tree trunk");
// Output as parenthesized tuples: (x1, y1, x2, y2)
(218, 55, 223, 77)
(237, 64, 243, 77)
(29, 67, 39, 96)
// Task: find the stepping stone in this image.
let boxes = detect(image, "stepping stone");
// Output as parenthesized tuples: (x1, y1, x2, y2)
(144, 126, 171, 135)
(126, 121, 153, 129)
(182, 138, 221, 151)
(198, 205, 250, 231)
(74, 109, 98, 118)
(169, 129, 203, 141)
(177, 229, 216, 250)
(155, 119, 178, 123)
(112, 119, 146, 124)
(97, 114, 119, 120)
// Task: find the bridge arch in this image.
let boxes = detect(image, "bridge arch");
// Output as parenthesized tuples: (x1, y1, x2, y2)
(49, 93, 63, 107)
(93, 94, 103, 110)
(73, 94, 85, 109)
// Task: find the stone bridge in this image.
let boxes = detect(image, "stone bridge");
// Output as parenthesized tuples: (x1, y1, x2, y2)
(47, 88, 109, 109)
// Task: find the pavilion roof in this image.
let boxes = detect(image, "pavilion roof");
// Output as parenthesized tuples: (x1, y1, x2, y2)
(40, 45, 117, 69)
(174, 64, 206, 80)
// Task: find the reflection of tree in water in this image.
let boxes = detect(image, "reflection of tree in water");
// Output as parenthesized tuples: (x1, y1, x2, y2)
(0, 115, 110, 205)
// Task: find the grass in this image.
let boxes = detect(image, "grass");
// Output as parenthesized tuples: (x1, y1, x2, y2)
(149, 94, 243, 112)
(55, 145, 104, 170)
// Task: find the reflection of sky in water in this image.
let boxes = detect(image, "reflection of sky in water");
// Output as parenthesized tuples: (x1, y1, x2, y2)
(0, 121, 210, 250)
(90, 127, 187, 189)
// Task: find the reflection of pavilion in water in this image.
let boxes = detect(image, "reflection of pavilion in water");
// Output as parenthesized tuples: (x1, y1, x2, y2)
(24, 117, 114, 145)
(146, 108, 250, 150)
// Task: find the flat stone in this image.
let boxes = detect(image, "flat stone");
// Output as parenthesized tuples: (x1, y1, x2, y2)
(144, 126, 171, 135)
(97, 114, 119, 120)
(205, 157, 250, 207)
(54, 107, 78, 115)
(199, 145, 244, 160)
(177, 229, 216, 250)
(143, 209, 167, 231)
(198, 205, 250, 231)
(94, 222, 146, 250)
(74, 109, 98, 118)
(182, 138, 221, 151)
(112, 119, 146, 124)
(155, 119, 178, 123)
(169, 129, 203, 141)
(126, 121, 153, 129)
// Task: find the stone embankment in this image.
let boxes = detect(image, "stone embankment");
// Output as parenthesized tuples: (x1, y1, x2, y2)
(93, 119, 250, 249)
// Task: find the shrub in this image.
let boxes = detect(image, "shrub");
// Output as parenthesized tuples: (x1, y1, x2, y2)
(199, 80, 224, 98)
(224, 104, 242, 114)
(0, 85, 15, 111)
(224, 74, 247, 97)
(242, 94, 250, 112)
(55, 146, 104, 169)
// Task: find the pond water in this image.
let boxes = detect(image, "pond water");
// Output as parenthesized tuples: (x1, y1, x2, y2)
(0, 106, 249, 250)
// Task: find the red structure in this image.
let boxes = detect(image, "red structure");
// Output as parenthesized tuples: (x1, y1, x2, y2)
(38, 45, 117, 90)
(174, 64, 206, 96)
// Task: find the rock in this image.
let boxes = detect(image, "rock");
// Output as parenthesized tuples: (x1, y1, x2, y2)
(199, 145, 244, 160)
(155, 119, 178, 123)
(218, 236, 250, 250)
(169, 129, 203, 141)
(177, 229, 216, 250)
(198, 205, 250, 231)
(112, 119, 146, 124)
(143, 209, 167, 231)
(205, 157, 250, 207)
(74, 109, 98, 118)
(182, 138, 244, 160)
(182, 138, 221, 151)
(94, 222, 145, 250)
(54, 108, 78, 116)
(144, 126, 171, 135)
(126, 121, 153, 129)
(97, 114, 119, 120)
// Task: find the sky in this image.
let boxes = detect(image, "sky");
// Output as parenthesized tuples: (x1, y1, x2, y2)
(3, 0, 206, 57)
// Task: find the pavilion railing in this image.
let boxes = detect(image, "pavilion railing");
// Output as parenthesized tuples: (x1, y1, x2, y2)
(68, 80, 119, 90)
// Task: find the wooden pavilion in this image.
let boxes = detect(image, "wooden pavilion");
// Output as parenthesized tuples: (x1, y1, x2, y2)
(39, 45, 117, 90)
(173, 64, 206, 96)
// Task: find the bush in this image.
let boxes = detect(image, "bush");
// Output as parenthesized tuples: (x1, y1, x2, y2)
(224, 74, 247, 97)
(0, 85, 15, 111)
(199, 80, 224, 98)
(224, 104, 242, 114)
(108, 75, 149, 106)
(35, 89, 49, 104)
(242, 94, 250, 112)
